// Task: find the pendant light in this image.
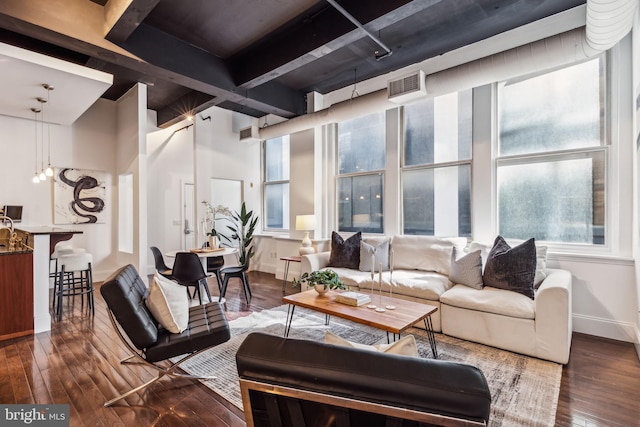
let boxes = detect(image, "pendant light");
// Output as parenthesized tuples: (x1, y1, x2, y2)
(37, 96, 47, 181)
(31, 107, 41, 184)
(44, 84, 54, 177)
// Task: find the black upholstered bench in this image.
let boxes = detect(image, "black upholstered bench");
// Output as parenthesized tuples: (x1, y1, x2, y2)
(237, 332, 491, 427)
(101, 264, 230, 407)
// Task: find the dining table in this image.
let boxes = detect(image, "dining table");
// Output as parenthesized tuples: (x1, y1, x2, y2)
(165, 247, 239, 304)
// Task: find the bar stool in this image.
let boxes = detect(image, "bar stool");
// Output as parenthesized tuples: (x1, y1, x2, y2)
(50, 245, 86, 309)
(55, 252, 94, 321)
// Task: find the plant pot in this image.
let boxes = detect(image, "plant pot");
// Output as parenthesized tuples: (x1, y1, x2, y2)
(208, 235, 219, 249)
(314, 284, 329, 296)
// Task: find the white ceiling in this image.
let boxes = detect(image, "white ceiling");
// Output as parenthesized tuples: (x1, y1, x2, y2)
(0, 42, 112, 126)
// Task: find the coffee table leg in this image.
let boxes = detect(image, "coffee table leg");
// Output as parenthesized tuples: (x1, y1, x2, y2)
(284, 305, 296, 337)
(424, 317, 438, 359)
(325, 314, 330, 325)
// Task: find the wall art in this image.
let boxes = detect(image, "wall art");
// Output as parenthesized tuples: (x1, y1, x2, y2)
(53, 168, 106, 224)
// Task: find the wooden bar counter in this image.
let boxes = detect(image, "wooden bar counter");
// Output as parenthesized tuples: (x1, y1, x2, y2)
(0, 226, 82, 340)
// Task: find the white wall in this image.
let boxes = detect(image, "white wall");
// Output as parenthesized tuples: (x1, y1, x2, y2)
(0, 98, 119, 281)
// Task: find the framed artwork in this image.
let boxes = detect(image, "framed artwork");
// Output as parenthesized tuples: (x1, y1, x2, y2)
(53, 168, 107, 224)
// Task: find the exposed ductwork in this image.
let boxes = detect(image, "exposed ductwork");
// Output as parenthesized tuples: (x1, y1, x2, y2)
(259, 0, 639, 141)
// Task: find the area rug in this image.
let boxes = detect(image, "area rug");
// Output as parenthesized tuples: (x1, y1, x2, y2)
(177, 305, 562, 427)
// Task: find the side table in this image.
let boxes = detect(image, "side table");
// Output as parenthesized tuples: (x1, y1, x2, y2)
(280, 255, 302, 294)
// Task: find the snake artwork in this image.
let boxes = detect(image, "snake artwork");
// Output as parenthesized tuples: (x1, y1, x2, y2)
(58, 168, 105, 223)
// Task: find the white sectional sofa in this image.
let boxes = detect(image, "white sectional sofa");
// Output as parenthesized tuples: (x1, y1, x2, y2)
(301, 234, 572, 364)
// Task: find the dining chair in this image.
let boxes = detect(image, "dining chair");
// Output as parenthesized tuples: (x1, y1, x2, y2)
(220, 251, 252, 304)
(150, 246, 173, 279)
(172, 252, 212, 305)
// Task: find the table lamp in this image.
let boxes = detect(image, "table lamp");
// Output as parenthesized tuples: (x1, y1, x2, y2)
(296, 214, 316, 255)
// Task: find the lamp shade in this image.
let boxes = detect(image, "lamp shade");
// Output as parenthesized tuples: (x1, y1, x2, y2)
(295, 214, 316, 231)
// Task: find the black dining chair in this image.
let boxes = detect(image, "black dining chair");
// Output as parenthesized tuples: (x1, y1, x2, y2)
(172, 252, 212, 305)
(220, 251, 252, 304)
(150, 246, 173, 279)
(202, 241, 224, 292)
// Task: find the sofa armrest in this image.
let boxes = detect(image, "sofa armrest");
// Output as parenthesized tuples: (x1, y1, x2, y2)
(534, 268, 572, 364)
(301, 251, 331, 275)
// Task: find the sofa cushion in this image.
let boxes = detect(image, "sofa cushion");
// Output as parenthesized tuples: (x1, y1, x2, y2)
(450, 248, 483, 289)
(328, 231, 362, 269)
(391, 235, 466, 275)
(441, 284, 535, 319)
(359, 239, 390, 272)
(482, 236, 537, 299)
(332, 268, 450, 301)
(324, 331, 419, 357)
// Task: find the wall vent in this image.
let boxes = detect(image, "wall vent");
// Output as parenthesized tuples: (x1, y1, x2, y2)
(388, 70, 427, 103)
(239, 125, 260, 143)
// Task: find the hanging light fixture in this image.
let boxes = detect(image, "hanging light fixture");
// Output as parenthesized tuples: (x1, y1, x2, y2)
(31, 107, 41, 184)
(44, 84, 54, 177)
(37, 96, 47, 181)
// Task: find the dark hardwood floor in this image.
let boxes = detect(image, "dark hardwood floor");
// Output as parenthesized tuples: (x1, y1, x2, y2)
(1, 271, 639, 426)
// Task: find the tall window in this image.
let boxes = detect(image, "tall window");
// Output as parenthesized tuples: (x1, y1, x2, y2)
(497, 57, 606, 244)
(263, 135, 290, 230)
(402, 90, 473, 237)
(337, 112, 385, 233)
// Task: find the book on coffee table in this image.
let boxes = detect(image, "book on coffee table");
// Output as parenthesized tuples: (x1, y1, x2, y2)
(335, 291, 371, 307)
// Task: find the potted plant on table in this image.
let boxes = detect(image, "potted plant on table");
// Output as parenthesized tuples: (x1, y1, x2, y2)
(293, 269, 345, 296)
(202, 201, 233, 249)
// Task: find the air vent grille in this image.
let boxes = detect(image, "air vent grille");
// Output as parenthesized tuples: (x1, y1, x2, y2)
(387, 70, 427, 103)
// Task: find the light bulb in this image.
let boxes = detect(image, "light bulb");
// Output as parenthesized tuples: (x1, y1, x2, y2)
(39, 171, 46, 181)
(45, 166, 53, 176)
(32, 174, 40, 183)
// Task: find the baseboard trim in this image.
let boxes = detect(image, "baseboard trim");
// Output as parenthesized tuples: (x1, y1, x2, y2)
(572, 313, 639, 343)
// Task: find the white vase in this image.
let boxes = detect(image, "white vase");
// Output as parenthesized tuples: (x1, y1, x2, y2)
(208, 235, 219, 249)
(314, 284, 329, 296)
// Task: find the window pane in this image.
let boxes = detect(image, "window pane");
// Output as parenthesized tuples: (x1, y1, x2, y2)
(338, 112, 385, 174)
(265, 183, 289, 229)
(497, 152, 605, 244)
(402, 165, 471, 237)
(265, 136, 290, 182)
(405, 89, 473, 166)
(338, 174, 383, 233)
(499, 59, 603, 156)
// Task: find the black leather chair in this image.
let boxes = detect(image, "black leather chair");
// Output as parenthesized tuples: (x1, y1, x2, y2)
(237, 332, 491, 427)
(100, 264, 230, 407)
(150, 246, 173, 279)
(220, 252, 251, 304)
(172, 252, 212, 305)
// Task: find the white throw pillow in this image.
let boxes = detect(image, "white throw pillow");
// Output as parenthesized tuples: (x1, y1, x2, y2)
(359, 239, 390, 272)
(324, 331, 419, 357)
(391, 234, 461, 275)
(146, 272, 190, 333)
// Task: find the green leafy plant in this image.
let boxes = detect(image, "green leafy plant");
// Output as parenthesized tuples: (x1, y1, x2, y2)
(293, 269, 345, 291)
(225, 201, 258, 265)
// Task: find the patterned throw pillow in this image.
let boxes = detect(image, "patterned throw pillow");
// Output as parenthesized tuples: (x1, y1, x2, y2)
(483, 236, 537, 299)
(328, 231, 362, 269)
(449, 247, 483, 289)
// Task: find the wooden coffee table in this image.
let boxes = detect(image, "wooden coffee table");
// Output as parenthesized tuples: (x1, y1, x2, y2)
(282, 289, 439, 358)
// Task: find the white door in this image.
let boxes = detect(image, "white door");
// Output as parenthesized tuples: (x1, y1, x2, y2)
(183, 182, 195, 250)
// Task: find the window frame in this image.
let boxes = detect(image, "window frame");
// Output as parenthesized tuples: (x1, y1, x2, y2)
(493, 55, 609, 250)
(399, 90, 474, 237)
(262, 136, 290, 232)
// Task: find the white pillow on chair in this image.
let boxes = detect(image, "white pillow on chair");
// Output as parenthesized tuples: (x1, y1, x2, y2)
(146, 273, 190, 333)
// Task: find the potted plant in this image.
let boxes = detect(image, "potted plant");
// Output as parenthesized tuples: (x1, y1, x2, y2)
(202, 201, 232, 248)
(225, 201, 258, 266)
(293, 269, 345, 296)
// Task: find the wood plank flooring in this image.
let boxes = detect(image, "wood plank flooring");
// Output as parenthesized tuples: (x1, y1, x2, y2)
(1, 271, 639, 426)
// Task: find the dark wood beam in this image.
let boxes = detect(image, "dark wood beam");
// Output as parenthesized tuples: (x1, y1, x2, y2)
(229, 0, 441, 89)
(104, 0, 160, 44)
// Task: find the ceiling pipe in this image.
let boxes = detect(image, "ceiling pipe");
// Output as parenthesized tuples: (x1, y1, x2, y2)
(326, 0, 393, 60)
(259, 0, 638, 140)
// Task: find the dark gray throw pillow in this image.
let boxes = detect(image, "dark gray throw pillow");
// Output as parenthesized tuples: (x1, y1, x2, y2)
(482, 236, 537, 299)
(328, 231, 362, 269)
